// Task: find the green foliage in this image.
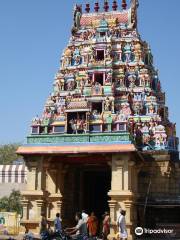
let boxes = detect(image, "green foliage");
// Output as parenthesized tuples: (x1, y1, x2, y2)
(0, 143, 21, 164)
(0, 196, 9, 212)
(0, 190, 22, 214)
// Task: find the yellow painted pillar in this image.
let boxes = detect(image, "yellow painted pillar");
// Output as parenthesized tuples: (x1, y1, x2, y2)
(47, 169, 57, 194)
(26, 166, 37, 191)
(36, 200, 44, 221)
(22, 200, 29, 221)
(108, 200, 117, 236)
(108, 154, 138, 240)
(46, 164, 64, 220)
(21, 157, 46, 233)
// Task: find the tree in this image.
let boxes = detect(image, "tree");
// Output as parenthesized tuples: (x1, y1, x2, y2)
(0, 196, 9, 212)
(0, 190, 22, 215)
(0, 143, 22, 164)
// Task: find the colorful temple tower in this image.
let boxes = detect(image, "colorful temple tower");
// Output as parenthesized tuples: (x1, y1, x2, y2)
(18, 0, 180, 239)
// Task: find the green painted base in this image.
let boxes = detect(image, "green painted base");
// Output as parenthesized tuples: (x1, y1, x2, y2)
(27, 132, 133, 144)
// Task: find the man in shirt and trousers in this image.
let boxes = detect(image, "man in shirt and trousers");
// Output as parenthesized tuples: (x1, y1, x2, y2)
(82, 210, 89, 223)
(66, 212, 88, 239)
(54, 213, 62, 233)
(117, 210, 128, 240)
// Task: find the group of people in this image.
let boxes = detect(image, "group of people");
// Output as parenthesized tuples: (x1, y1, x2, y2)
(38, 209, 127, 240)
(39, 213, 62, 239)
(69, 118, 86, 134)
(65, 211, 103, 239)
(65, 210, 111, 240)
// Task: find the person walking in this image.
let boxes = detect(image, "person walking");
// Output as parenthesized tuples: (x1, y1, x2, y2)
(117, 210, 128, 240)
(40, 214, 48, 239)
(102, 211, 110, 240)
(54, 213, 62, 233)
(82, 210, 89, 223)
(87, 212, 98, 237)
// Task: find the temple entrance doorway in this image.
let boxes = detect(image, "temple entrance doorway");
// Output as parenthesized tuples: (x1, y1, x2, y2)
(81, 167, 111, 218)
(62, 162, 112, 225)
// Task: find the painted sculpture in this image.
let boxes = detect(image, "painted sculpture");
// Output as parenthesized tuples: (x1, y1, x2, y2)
(30, 1, 178, 151)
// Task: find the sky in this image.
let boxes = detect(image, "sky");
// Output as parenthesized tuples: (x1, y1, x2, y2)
(0, 0, 180, 144)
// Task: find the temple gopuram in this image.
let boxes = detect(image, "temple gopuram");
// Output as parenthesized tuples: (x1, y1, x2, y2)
(17, 0, 180, 239)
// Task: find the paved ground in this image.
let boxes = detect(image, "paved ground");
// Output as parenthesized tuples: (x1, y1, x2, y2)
(0, 235, 40, 239)
(0, 235, 22, 240)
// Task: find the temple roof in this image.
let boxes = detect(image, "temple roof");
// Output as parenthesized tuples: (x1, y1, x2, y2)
(17, 0, 179, 156)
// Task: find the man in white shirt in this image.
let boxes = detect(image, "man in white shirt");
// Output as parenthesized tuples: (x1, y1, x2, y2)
(117, 210, 128, 240)
(81, 210, 89, 223)
(66, 212, 88, 239)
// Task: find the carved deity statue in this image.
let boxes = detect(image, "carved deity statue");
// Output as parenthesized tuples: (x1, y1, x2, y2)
(64, 47, 72, 67)
(59, 78, 65, 91)
(73, 48, 81, 66)
(104, 97, 111, 111)
(139, 69, 150, 87)
(134, 42, 142, 63)
(149, 103, 155, 114)
(32, 115, 41, 125)
(128, 74, 136, 88)
(120, 103, 132, 116)
(132, 102, 142, 115)
(123, 42, 132, 63)
(92, 82, 102, 95)
(73, 5, 82, 29)
(105, 72, 112, 85)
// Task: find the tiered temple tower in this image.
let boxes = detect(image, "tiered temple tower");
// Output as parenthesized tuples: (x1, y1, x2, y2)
(18, 1, 180, 239)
